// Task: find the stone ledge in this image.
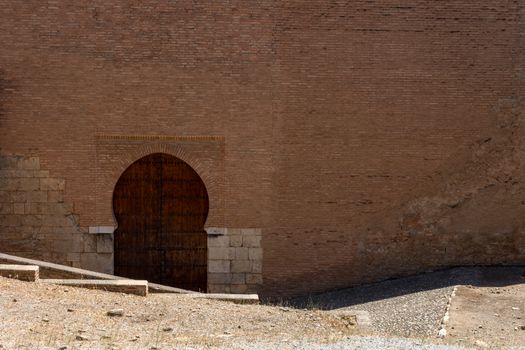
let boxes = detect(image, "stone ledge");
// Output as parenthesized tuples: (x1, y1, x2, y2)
(190, 293, 259, 304)
(39, 279, 148, 296)
(0, 264, 39, 281)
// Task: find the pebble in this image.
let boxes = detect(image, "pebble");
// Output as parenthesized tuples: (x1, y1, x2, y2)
(75, 335, 89, 341)
(162, 326, 173, 332)
(107, 309, 124, 317)
(474, 340, 489, 348)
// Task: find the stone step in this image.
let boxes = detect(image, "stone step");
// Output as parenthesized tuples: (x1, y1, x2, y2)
(39, 279, 148, 296)
(190, 293, 259, 304)
(0, 253, 195, 293)
(0, 264, 39, 281)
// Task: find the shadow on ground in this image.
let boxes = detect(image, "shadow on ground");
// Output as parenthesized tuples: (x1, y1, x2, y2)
(287, 266, 525, 310)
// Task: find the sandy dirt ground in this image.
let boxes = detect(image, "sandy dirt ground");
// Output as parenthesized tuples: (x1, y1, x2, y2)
(446, 284, 525, 349)
(0, 277, 361, 350)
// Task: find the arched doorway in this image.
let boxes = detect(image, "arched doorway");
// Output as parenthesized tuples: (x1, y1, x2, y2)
(113, 153, 208, 292)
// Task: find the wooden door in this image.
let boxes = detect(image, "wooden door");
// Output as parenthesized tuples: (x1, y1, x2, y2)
(113, 153, 208, 292)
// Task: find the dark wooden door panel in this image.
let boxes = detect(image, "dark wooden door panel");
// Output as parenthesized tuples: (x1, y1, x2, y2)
(113, 153, 208, 292)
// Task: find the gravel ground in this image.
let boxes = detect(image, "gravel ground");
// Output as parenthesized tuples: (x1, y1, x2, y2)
(0, 336, 472, 350)
(289, 267, 507, 338)
(225, 337, 471, 350)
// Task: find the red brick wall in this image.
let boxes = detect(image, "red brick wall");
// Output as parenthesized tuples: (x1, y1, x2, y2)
(0, 1, 523, 296)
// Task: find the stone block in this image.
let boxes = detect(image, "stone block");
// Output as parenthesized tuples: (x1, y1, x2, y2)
(40, 279, 148, 296)
(1, 179, 20, 191)
(12, 203, 24, 214)
(207, 235, 229, 248)
(7, 178, 39, 191)
(246, 273, 263, 284)
(234, 247, 249, 260)
(40, 215, 69, 227)
(0, 170, 19, 178)
(23, 178, 40, 191)
(67, 252, 81, 262)
(88, 226, 115, 234)
(80, 253, 113, 274)
(0, 238, 34, 252)
(205, 227, 226, 236)
(251, 260, 262, 273)
(0, 214, 21, 227)
(208, 273, 232, 284)
(208, 247, 234, 260)
(17, 157, 40, 170)
(241, 228, 262, 236)
(192, 293, 259, 304)
(230, 284, 248, 294)
(0, 230, 33, 240)
(0, 170, 48, 178)
(208, 260, 230, 273)
(243, 235, 261, 248)
(26, 202, 65, 215)
(83, 234, 97, 252)
(248, 248, 263, 261)
(47, 191, 64, 203)
(227, 228, 242, 235)
(231, 260, 251, 273)
(0, 202, 12, 214)
(0, 264, 39, 281)
(0, 156, 18, 169)
(26, 191, 47, 203)
(39, 239, 83, 253)
(231, 273, 245, 285)
(96, 234, 113, 253)
(40, 178, 65, 191)
(208, 284, 230, 294)
(37, 226, 71, 236)
(21, 214, 42, 226)
(34, 171, 50, 178)
(230, 235, 242, 247)
(245, 284, 260, 294)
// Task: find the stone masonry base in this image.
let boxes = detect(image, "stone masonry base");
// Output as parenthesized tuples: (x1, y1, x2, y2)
(207, 228, 263, 294)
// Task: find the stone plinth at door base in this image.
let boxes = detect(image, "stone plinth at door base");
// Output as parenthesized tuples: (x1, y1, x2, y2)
(206, 228, 263, 294)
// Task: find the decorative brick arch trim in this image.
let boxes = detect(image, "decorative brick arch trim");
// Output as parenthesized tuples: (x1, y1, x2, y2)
(95, 135, 225, 229)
